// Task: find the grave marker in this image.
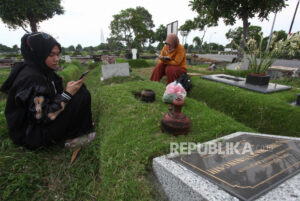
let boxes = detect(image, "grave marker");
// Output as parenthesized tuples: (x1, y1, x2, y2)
(172, 134, 300, 201)
(132, 49, 137, 60)
(153, 132, 300, 201)
(101, 63, 130, 80)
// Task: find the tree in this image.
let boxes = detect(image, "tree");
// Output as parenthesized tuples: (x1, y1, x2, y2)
(96, 43, 110, 51)
(106, 37, 125, 51)
(0, 0, 64, 32)
(153, 24, 167, 50)
(109, 6, 154, 49)
(68, 45, 75, 52)
(179, 20, 195, 45)
(273, 30, 288, 42)
(75, 44, 82, 53)
(180, 16, 217, 47)
(193, 36, 202, 51)
(226, 26, 262, 48)
(189, 0, 286, 59)
(262, 30, 287, 50)
(0, 44, 12, 52)
(12, 44, 19, 52)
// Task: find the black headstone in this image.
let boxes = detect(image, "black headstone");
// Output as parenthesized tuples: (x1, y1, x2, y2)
(172, 134, 300, 201)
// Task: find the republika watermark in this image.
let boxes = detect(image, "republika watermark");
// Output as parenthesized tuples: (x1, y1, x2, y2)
(170, 142, 258, 155)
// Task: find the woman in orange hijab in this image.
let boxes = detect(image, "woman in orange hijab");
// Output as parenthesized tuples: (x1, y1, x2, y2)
(150, 33, 187, 84)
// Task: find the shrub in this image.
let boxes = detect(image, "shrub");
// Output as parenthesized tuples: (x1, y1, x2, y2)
(128, 59, 155, 68)
(116, 58, 127, 63)
(87, 60, 99, 70)
(70, 60, 82, 68)
(224, 69, 252, 78)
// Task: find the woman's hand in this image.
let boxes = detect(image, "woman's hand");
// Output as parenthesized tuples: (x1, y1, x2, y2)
(65, 77, 85, 96)
(159, 56, 171, 61)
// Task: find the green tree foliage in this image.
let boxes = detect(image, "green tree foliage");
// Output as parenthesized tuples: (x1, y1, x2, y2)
(68, 45, 75, 52)
(180, 16, 217, 44)
(96, 43, 110, 51)
(261, 30, 288, 50)
(109, 6, 154, 49)
(75, 44, 82, 52)
(12, 45, 19, 52)
(0, 0, 64, 32)
(0, 44, 13, 52)
(273, 30, 288, 42)
(189, 0, 286, 58)
(226, 26, 262, 48)
(193, 36, 202, 50)
(106, 37, 125, 51)
(179, 19, 195, 33)
(153, 24, 167, 50)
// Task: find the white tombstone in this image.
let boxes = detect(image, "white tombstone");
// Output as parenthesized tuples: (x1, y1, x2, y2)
(131, 49, 137, 60)
(64, 55, 71, 63)
(101, 63, 130, 80)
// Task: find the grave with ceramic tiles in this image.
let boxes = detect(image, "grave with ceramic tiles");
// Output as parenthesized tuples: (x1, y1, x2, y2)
(201, 74, 291, 93)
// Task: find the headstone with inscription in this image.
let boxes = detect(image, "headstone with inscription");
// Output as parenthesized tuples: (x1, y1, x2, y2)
(153, 132, 300, 201)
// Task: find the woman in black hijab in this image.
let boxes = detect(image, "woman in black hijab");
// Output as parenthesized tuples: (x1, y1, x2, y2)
(1, 32, 95, 150)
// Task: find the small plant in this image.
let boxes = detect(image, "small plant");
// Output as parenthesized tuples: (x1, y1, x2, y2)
(243, 31, 300, 74)
(244, 32, 277, 75)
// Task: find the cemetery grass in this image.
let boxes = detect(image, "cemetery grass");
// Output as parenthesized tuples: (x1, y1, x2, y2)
(0, 65, 254, 200)
(0, 68, 11, 85)
(270, 77, 300, 89)
(93, 79, 254, 200)
(186, 66, 300, 89)
(0, 64, 103, 201)
(189, 77, 300, 137)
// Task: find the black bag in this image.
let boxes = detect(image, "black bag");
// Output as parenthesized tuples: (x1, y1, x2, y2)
(176, 73, 192, 92)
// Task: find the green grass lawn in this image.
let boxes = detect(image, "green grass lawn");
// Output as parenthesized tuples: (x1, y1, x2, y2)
(1, 61, 299, 200)
(0, 68, 11, 85)
(92, 79, 253, 200)
(189, 76, 300, 137)
(0, 63, 255, 200)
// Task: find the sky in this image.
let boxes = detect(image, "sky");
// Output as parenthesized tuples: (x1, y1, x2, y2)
(1, 0, 300, 48)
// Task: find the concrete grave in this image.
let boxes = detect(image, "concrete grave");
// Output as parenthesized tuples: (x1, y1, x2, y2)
(201, 74, 291, 93)
(267, 66, 300, 79)
(153, 132, 300, 201)
(101, 63, 130, 80)
(226, 59, 249, 71)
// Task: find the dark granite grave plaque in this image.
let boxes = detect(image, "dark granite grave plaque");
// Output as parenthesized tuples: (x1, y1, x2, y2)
(172, 134, 300, 201)
(201, 74, 291, 93)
